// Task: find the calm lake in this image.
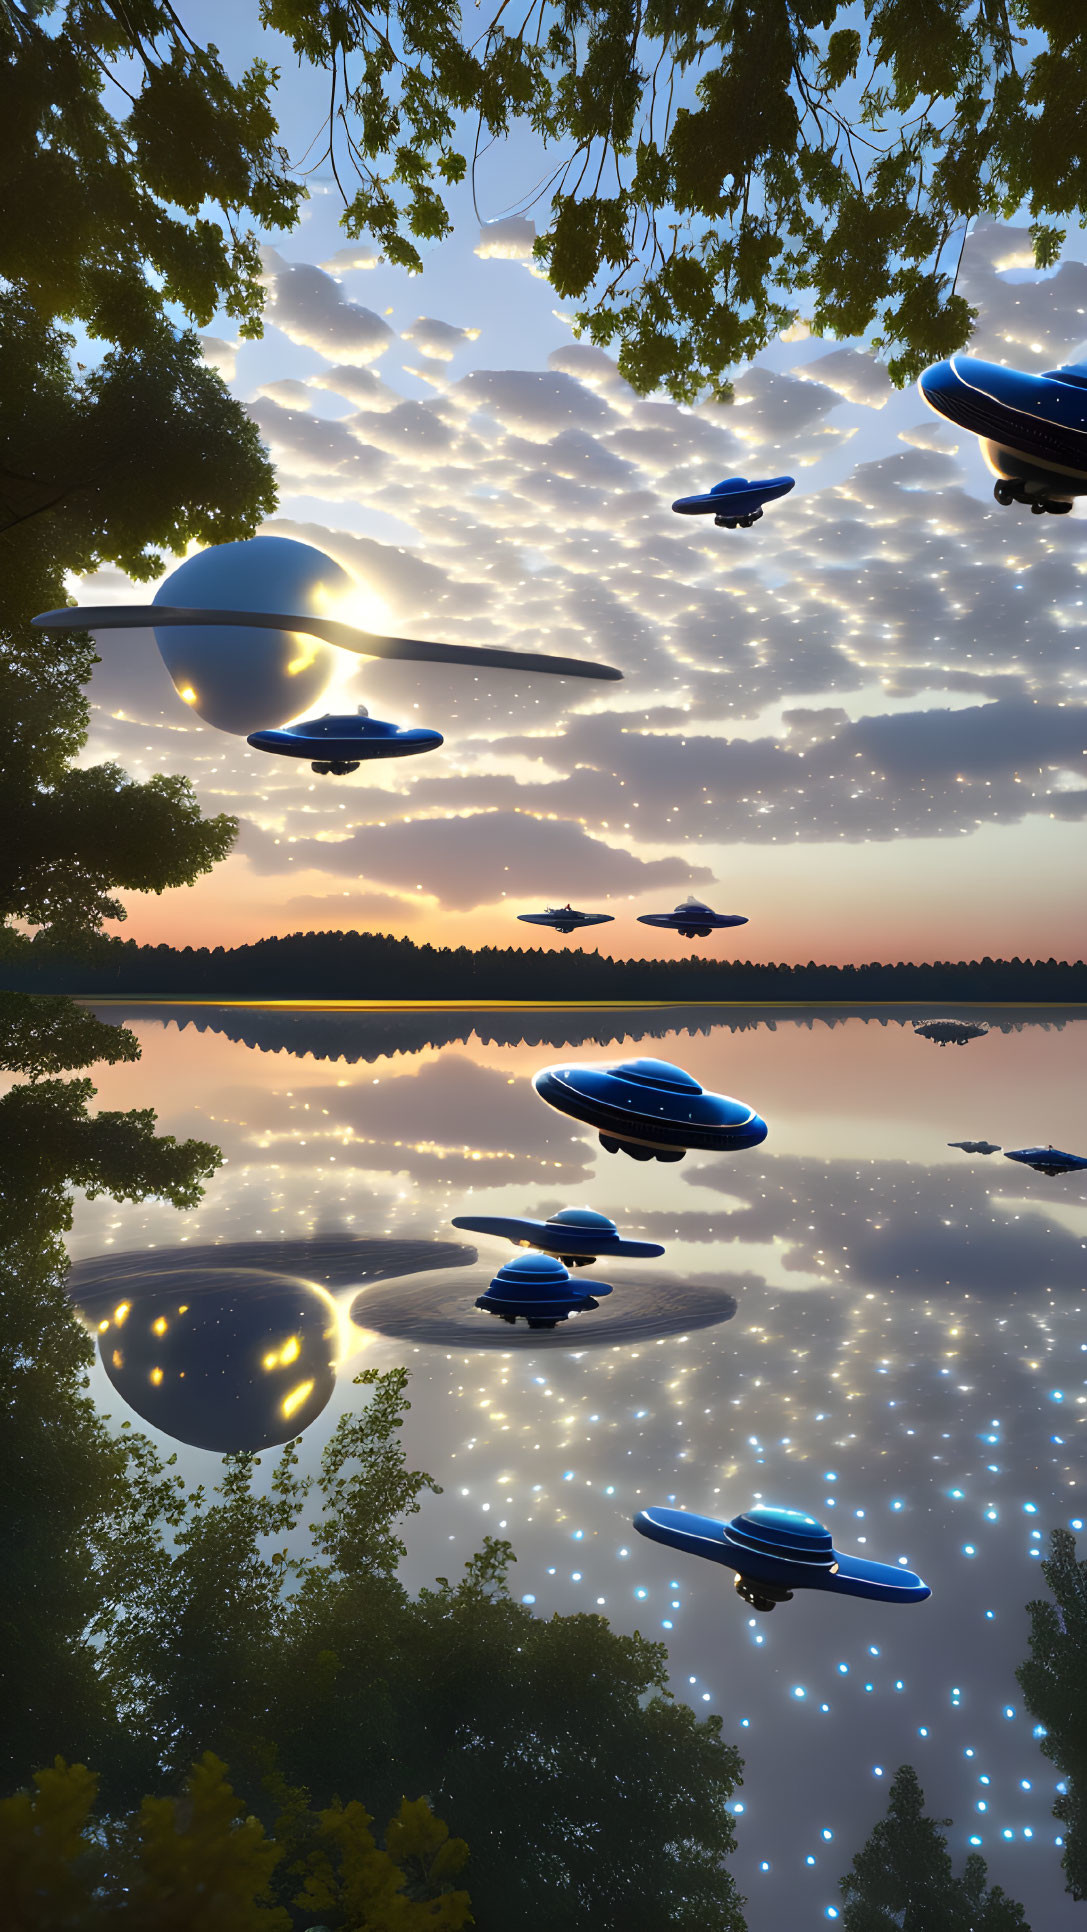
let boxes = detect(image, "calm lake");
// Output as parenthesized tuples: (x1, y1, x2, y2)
(68, 1004, 1087, 1932)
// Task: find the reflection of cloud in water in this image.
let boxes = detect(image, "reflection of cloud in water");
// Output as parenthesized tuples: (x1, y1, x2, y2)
(351, 1268, 742, 1349)
(682, 1155, 1087, 1298)
(69, 1237, 474, 1450)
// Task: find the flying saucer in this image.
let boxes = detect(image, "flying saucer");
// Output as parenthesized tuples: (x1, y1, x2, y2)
(474, 1251, 611, 1327)
(247, 705, 442, 775)
(32, 535, 623, 736)
(672, 475, 795, 528)
(919, 353, 1087, 512)
(533, 1056, 767, 1162)
(948, 1140, 1001, 1156)
(637, 897, 748, 940)
(451, 1206, 664, 1267)
(634, 1503, 931, 1613)
(913, 1018, 989, 1045)
(1004, 1145, 1087, 1177)
(518, 906, 615, 935)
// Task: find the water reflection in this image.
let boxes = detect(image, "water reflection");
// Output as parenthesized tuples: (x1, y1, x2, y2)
(91, 1001, 1087, 1065)
(87, 1266, 337, 1452)
(351, 1267, 739, 1350)
(69, 1235, 474, 1451)
(68, 1007, 1087, 1930)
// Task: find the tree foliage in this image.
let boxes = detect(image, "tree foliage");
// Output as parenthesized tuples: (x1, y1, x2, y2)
(0, 0, 302, 348)
(0, 1751, 470, 1931)
(92, 1364, 746, 1930)
(838, 1765, 1030, 1929)
(1017, 1527, 1087, 1901)
(264, 0, 1087, 399)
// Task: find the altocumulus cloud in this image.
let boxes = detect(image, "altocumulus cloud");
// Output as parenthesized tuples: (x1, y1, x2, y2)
(235, 809, 714, 910)
(77, 219, 1087, 923)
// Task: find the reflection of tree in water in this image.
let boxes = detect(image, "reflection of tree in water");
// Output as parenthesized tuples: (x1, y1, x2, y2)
(94, 1002, 1082, 1067)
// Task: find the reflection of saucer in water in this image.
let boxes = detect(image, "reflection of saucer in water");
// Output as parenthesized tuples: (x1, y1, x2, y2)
(87, 1267, 337, 1453)
(69, 1236, 475, 1451)
(350, 1269, 741, 1350)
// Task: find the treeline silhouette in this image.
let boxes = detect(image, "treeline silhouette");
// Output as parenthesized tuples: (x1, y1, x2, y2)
(93, 1002, 1084, 1066)
(4, 929, 1086, 1003)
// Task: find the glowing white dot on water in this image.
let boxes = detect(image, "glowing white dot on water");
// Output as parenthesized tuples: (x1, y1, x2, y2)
(822, 1829, 833, 1841)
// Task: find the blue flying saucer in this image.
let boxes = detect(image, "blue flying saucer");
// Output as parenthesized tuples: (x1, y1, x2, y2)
(635, 1503, 931, 1613)
(913, 1018, 988, 1045)
(474, 1251, 612, 1327)
(672, 475, 795, 528)
(638, 898, 748, 940)
(948, 1140, 1001, 1156)
(919, 354, 1087, 512)
(518, 906, 615, 935)
(452, 1206, 664, 1267)
(1004, 1145, 1087, 1176)
(533, 1056, 767, 1162)
(247, 705, 442, 774)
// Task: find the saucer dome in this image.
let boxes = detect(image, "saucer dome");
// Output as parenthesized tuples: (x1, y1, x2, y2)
(475, 1251, 612, 1327)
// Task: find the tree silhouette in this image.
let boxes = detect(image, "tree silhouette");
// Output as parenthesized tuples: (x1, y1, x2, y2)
(839, 1765, 1030, 1929)
(2, 0, 304, 950)
(1017, 1528, 1087, 1901)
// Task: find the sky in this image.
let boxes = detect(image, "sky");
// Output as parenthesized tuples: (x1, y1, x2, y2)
(67, 1007, 1087, 1929)
(75, 6, 1087, 964)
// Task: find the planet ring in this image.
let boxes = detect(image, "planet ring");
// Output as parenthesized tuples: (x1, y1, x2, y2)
(31, 605, 624, 682)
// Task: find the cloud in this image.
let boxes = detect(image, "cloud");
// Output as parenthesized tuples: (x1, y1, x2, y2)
(199, 334, 238, 381)
(402, 316, 482, 360)
(235, 809, 713, 909)
(319, 242, 382, 273)
(959, 221, 1087, 369)
(793, 347, 895, 410)
(475, 216, 536, 260)
(260, 248, 395, 364)
(455, 369, 616, 439)
(306, 364, 404, 411)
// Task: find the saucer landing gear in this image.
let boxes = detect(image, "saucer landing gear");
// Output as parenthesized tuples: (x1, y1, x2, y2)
(735, 1574, 794, 1612)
